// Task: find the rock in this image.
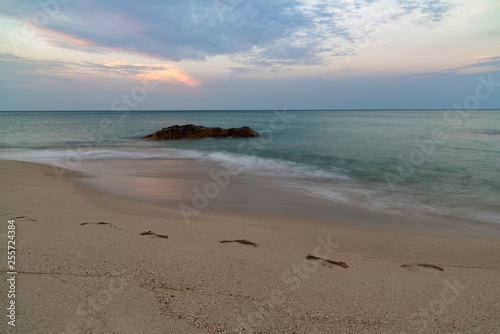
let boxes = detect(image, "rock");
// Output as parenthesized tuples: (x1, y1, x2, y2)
(143, 124, 260, 140)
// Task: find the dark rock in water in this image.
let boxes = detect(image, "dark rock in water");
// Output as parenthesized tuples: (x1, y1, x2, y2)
(143, 124, 260, 140)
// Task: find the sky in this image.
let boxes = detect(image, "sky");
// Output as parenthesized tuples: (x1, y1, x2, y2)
(0, 0, 499, 110)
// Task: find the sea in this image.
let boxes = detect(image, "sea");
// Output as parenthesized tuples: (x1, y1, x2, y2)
(1, 109, 499, 229)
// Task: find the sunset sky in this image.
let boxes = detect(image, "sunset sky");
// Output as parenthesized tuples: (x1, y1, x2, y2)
(1, 0, 499, 110)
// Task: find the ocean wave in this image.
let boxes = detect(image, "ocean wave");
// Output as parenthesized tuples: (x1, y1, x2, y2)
(0, 148, 172, 162)
(0, 147, 351, 182)
(193, 151, 351, 181)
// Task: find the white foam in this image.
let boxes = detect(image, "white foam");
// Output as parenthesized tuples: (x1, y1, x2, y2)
(0, 147, 350, 182)
(0, 148, 169, 162)
(194, 151, 351, 181)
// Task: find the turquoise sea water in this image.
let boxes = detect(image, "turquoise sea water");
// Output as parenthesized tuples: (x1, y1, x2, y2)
(1, 110, 499, 226)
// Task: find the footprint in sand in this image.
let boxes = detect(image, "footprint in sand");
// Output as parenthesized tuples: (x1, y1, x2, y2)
(220, 239, 257, 247)
(80, 222, 120, 229)
(401, 264, 444, 272)
(81, 221, 110, 226)
(140, 231, 169, 239)
(15, 216, 37, 222)
(306, 254, 348, 269)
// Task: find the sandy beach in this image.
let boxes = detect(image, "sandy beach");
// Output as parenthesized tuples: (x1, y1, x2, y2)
(2, 0, 499, 332)
(1, 159, 499, 333)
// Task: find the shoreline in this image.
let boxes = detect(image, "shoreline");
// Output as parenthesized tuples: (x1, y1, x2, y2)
(72, 157, 500, 237)
(1, 159, 499, 333)
(2, 142, 500, 230)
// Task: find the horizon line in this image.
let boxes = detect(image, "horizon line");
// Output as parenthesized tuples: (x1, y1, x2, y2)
(1, 108, 499, 112)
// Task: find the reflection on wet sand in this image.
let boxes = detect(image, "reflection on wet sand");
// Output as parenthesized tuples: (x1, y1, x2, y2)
(78, 159, 203, 204)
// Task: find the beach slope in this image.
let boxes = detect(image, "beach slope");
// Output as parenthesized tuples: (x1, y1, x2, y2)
(0, 160, 499, 333)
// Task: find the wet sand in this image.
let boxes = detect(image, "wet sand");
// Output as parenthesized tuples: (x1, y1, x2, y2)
(76, 158, 500, 235)
(0, 159, 499, 333)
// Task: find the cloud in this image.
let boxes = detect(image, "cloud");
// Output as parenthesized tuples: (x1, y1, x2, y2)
(229, 67, 254, 75)
(0, 53, 76, 84)
(409, 56, 500, 77)
(136, 65, 201, 87)
(0, 0, 454, 68)
(0, 53, 199, 87)
(444, 56, 500, 73)
(397, 0, 454, 23)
